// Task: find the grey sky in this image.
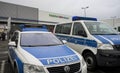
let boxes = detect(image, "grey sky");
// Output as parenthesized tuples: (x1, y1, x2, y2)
(0, 0, 120, 19)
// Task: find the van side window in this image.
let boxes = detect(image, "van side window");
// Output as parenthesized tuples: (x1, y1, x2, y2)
(73, 22, 86, 36)
(55, 25, 62, 33)
(55, 23, 72, 34)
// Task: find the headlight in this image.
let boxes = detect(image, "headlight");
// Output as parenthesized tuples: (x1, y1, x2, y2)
(24, 64, 45, 73)
(98, 44, 113, 50)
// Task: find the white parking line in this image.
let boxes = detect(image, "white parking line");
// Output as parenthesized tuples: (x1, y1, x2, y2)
(1, 60, 5, 73)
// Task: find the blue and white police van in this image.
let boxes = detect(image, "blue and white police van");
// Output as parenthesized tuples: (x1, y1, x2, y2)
(54, 16, 120, 70)
(8, 27, 87, 73)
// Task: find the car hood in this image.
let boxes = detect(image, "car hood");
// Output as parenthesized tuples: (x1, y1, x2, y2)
(22, 45, 79, 65)
(93, 35, 120, 45)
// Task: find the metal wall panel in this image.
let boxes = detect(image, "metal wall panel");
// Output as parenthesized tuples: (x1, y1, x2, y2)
(17, 5, 38, 20)
(0, 1, 38, 20)
(0, 1, 17, 18)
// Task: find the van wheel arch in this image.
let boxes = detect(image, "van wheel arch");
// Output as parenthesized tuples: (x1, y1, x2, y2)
(82, 49, 94, 56)
(82, 50, 97, 71)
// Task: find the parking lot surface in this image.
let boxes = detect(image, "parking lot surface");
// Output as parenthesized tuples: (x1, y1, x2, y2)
(0, 40, 120, 73)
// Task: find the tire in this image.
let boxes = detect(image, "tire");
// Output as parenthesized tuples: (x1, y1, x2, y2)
(83, 52, 97, 71)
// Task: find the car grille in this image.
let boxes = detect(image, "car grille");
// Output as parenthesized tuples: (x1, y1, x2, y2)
(113, 45, 120, 51)
(47, 62, 81, 73)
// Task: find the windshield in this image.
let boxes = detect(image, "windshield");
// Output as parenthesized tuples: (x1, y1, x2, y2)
(84, 22, 118, 35)
(20, 32, 63, 46)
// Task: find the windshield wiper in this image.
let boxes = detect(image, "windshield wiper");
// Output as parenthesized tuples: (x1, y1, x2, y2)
(92, 34, 105, 35)
(21, 44, 62, 47)
(21, 45, 38, 47)
(39, 44, 62, 46)
(106, 33, 118, 35)
(92, 33, 118, 35)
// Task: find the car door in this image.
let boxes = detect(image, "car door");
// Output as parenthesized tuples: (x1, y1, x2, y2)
(67, 22, 87, 54)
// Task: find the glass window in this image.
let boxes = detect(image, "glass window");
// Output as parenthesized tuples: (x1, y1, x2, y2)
(55, 25, 62, 33)
(20, 33, 63, 46)
(73, 22, 85, 36)
(55, 23, 72, 34)
(84, 22, 118, 35)
(61, 23, 72, 34)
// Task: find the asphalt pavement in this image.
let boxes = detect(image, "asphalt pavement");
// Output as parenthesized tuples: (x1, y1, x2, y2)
(0, 40, 120, 73)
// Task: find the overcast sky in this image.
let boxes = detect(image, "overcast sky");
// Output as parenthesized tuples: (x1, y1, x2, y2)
(0, 0, 120, 19)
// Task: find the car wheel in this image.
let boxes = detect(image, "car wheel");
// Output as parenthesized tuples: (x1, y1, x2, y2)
(83, 52, 97, 71)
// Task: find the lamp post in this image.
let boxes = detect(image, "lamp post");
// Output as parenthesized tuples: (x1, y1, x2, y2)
(81, 6, 89, 17)
(111, 16, 116, 27)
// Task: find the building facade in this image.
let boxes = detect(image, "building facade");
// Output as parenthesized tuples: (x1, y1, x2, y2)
(39, 10, 72, 23)
(102, 18, 120, 32)
(0, 1, 73, 33)
(0, 1, 38, 21)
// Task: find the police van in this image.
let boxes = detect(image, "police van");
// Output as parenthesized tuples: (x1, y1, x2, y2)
(8, 26, 87, 73)
(54, 16, 120, 70)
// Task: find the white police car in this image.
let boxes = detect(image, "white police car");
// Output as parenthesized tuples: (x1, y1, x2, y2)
(8, 28, 87, 73)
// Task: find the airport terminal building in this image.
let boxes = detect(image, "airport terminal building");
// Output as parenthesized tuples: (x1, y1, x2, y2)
(0, 1, 72, 32)
(0, 1, 120, 33)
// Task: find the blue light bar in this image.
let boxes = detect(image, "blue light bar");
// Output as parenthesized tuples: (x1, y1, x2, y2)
(19, 24, 25, 29)
(19, 24, 48, 32)
(72, 16, 97, 21)
(22, 28, 48, 32)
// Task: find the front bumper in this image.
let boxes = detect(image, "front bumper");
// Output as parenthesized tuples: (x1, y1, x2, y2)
(46, 62, 86, 73)
(81, 63, 87, 73)
(96, 50, 120, 67)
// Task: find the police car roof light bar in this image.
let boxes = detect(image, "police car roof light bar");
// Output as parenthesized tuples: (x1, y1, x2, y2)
(72, 16, 97, 21)
(22, 28, 48, 31)
(19, 24, 48, 32)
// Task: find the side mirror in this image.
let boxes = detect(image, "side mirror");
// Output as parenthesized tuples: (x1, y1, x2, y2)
(62, 40, 67, 44)
(8, 42, 16, 47)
